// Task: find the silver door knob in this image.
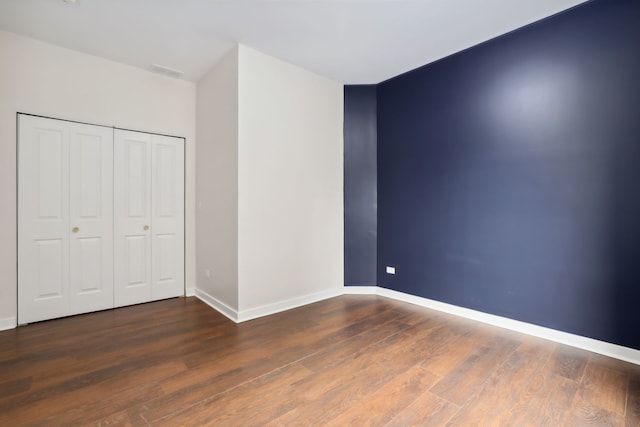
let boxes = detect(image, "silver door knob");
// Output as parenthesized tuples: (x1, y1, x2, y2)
(144, 225, 150, 231)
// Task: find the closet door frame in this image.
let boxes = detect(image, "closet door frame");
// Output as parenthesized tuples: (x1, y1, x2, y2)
(16, 113, 186, 324)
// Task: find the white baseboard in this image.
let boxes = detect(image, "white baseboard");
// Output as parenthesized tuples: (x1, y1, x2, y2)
(194, 284, 640, 365)
(237, 288, 343, 323)
(0, 317, 17, 331)
(373, 286, 640, 366)
(194, 289, 239, 322)
(343, 286, 377, 294)
(185, 287, 196, 297)
(195, 287, 342, 323)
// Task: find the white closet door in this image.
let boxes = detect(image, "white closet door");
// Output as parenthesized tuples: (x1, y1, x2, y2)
(18, 116, 70, 323)
(18, 115, 114, 324)
(69, 123, 114, 313)
(151, 135, 185, 300)
(114, 130, 153, 306)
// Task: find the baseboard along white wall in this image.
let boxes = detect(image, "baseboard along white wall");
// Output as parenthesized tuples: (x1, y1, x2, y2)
(194, 288, 239, 322)
(237, 288, 343, 322)
(194, 287, 342, 324)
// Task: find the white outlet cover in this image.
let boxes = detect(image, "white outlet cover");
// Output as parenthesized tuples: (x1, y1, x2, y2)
(386, 266, 396, 275)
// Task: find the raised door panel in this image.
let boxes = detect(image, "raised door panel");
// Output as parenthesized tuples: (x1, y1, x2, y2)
(151, 135, 184, 300)
(114, 130, 153, 307)
(69, 124, 114, 313)
(18, 116, 70, 323)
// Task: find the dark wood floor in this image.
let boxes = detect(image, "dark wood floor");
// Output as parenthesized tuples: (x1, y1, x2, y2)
(0, 296, 639, 426)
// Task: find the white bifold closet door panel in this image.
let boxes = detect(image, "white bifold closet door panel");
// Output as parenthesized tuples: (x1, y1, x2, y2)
(18, 115, 114, 324)
(114, 129, 184, 307)
(150, 134, 185, 300)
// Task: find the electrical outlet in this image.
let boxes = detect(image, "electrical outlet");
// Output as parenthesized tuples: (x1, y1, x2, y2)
(386, 266, 396, 275)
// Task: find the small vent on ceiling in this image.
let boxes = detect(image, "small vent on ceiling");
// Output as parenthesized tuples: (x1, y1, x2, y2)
(151, 64, 184, 78)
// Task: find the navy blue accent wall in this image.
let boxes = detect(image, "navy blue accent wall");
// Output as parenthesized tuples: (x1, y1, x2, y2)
(344, 85, 378, 286)
(376, 0, 640, 349)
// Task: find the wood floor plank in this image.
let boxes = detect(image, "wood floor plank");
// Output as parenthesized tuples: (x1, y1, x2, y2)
(569, 394, 624, 427)
(39, 384, 165, 427)
(267, 328, 449, 425)
(325, 364, 440, 426)
(627, 375, 640, 427)
(429, 333, 520, 406)
(385, 391, 458, 427)
(93, 409, 149, 427)
(143, 300, 411, 422)
(445, 339, 554, 425)
(141, 302, 406, 422)
(505, 370, 579, 426)
(152, 363, 314, 426)
(140, 356, 285, 422)
(0, 377, 32, 399)
(299, 318, 411, 372)
(418, 323, 495, 378)
(589, 353, 637, 375)
(0, 295, 636, 426)
(577, 362, 628, 417)
(0, 359, 184, 425)
(291, 320, 459, 404)
(551, 345, 590, 381)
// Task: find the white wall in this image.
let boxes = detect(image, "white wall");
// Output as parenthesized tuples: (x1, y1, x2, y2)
(1, 32, 342, 325)
(0, 31, 197, 325)
(196, 47, 239, 310)
(237, 45, 344, 312)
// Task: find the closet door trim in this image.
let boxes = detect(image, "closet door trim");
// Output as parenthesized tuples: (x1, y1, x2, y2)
(17, 113, 187, 324)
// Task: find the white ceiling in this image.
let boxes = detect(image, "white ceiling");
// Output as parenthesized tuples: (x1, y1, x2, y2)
(0, 0, 588, 84)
